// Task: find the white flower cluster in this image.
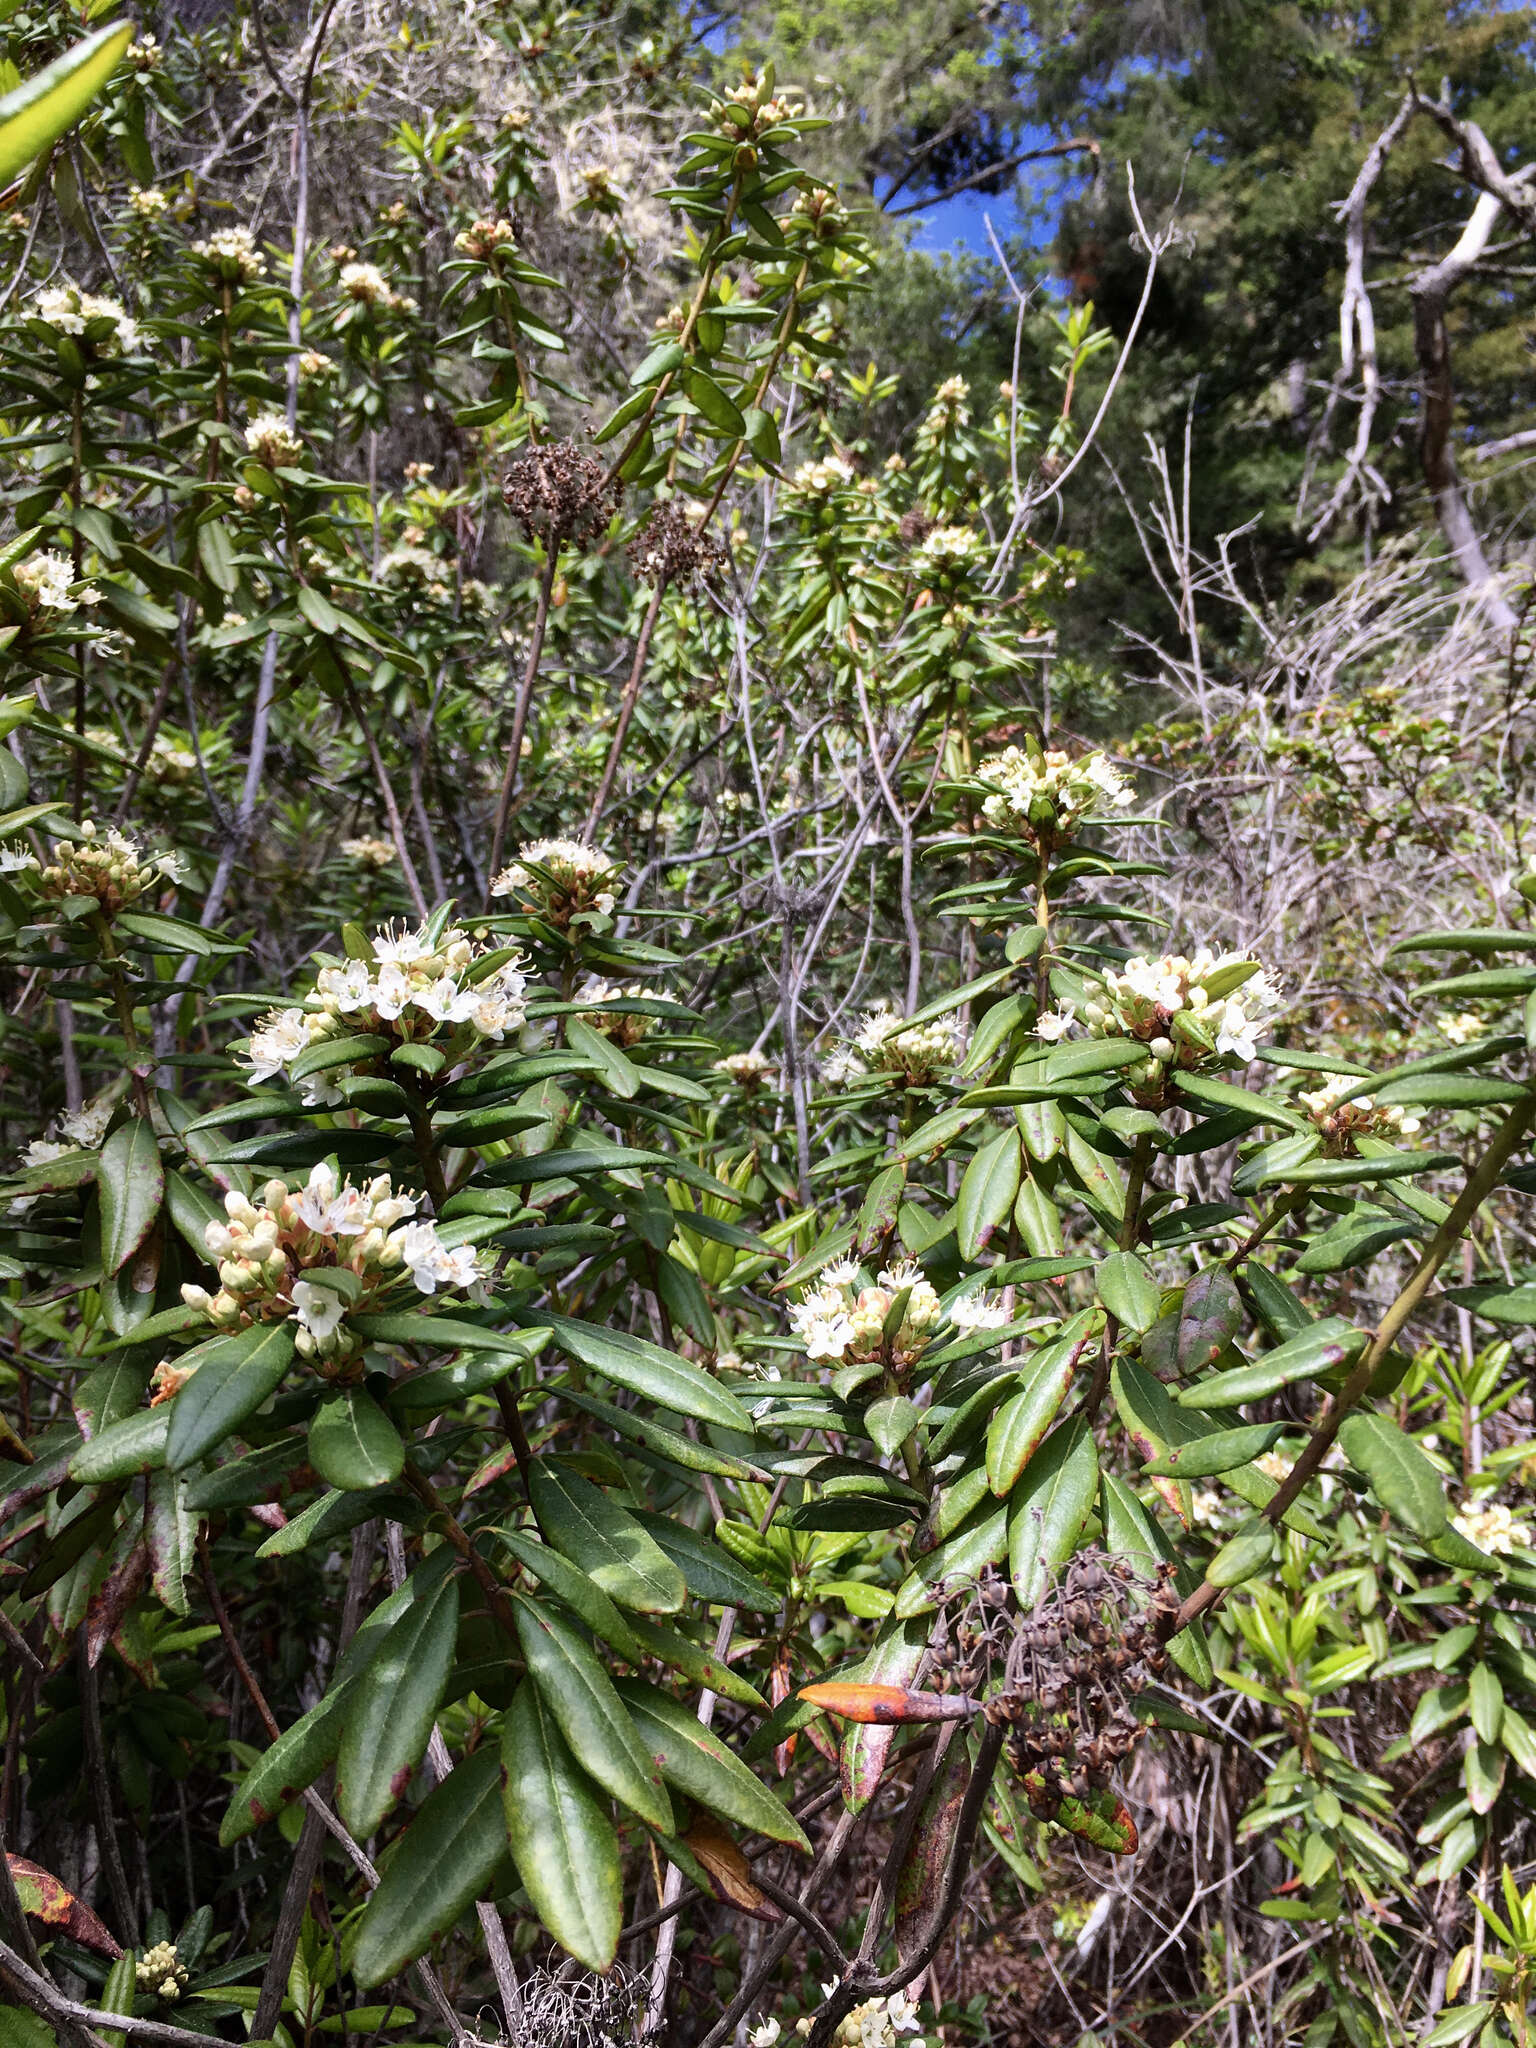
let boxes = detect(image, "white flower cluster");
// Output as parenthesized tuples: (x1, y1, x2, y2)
(974, 744, 1134, 849)
(136, 1942, 186, 2002)
(822, 1003, 963, 1091)
(341, 834, 396, 869)
(174, 1162, 483, 1368)
(492, 838, 620, 927)
(192, 226, 268, 282)
(10, 1097, 117, 1211)
(1037, 951, 1283, 1083)
(786, 453, 855, 496)
(1451, 1498, 1531, 1556)
(916, 375, 970, 444)
(1296, 1078, 1421, 1151)
(339, 260, 418, 314)
(32, 284, 139, 354)
(128, 188, 170, 220)
(298, 348, 335, 382)
(718, 78, 806, 136)
(913, 525, 985, 575)
(455, 217, 517, 258)
(1438, 1011, 1484, 1047)
(242, 920, 529, 1102)
(714, 1048, 778, 1092)
(375, 543, 490, 610)
(23, 821, 181, 918)
(575, 977, 656, 1048)
(244, 412, 304, 469)
(10, 549, 100, 617)
(789, 1258, 1004, 1369)
(751, 1988, 924, 2046)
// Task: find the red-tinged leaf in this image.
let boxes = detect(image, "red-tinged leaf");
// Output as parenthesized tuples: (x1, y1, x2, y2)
(798, 1681, 975, 1725)
(770, 1651, 797, 1776)
(1021, 1771, 1138, 1854)
(894, 1742, 969, 1962)
(464, 1441, 520, 1498)
(84, 1538, 148, 1668)
(7, 1856, 123, 1957)
(683, 1818, 779, 1921)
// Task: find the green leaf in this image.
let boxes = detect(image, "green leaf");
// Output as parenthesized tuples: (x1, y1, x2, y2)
(494, 1525, 647, 1660)
(165, 1322, 296, 1471)
(97, 1119, 163, 1277)
(1469, 1662, 1504, 1746)
(1338, 1412, 1447, 1539)
(629, 1510, 779, 1611)
(69, 1404, 169, 1483)
(955, 1127, 1021, 1261)
(352, 1748, 505, 1987)
(1178, 1317, 1362, 1409)
(512, 1593, 673, 1831)
(501, 1680, 620, 1971)
(1205, 1517, 1278, 1586)
(1140, 1422, 1288, 1479)
(336, 1572, 460, 1836)
(986, 1348, 1078, 1496)
(615, 1680, 809, 1848)
(1096, 1250, 1160, 1334)
(682, 364, 746, 437)
(195, 517, 238, 593)
(864, 1393, 921, 1458)
(348, 1311, 537, 1355)
(540, 1312, 751, 1430)
(219, 1682, 354, 1845)
(1445, 1282, 1536, 1325)
(529, 1464, 686, 1613)
(0, 24, 133, 188)
(565, 1015, 640, 1099)
(1174, 1071, 1311, 1131)
(1007, 1418, 1098, 1605)
(621, 1613, 767, 1710)
(1260, 1151, 1459, 1189)
(308, 1388, 405, 1491)
(628, 340, 685, 388)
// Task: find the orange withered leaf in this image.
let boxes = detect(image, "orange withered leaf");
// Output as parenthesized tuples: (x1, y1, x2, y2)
(797, 1681, 975, 1725)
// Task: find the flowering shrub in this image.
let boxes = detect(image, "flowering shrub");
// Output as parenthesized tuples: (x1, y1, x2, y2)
(0, 18, 1532, 2048)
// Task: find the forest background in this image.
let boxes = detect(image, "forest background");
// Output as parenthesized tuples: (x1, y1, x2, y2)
(1, 4, 1536, 2048)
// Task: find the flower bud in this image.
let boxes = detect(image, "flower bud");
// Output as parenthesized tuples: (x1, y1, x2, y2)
(180, 1283, 212, 1312)
(1149, 1036, 1174, 1061)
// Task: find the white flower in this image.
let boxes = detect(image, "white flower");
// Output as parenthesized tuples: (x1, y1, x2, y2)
(393, 1220, 481, 1295)
(243, 1007, 309, 1084)
(948, 1290, 1009, 1332)
(372, 924, 433, 966)
(749, 2023, 782, 2048)
(244, 411, 303, 468)
(293, 1161, 366, 1237)
(13, 550, 97, 614)
(341, 835, 395, 868)
(1451, 1499, 1531, 1555)
(0, 844, 36, 872)
(373, 961, 410, 1019)
(31, 284, 138, 354)
(975, 744, 1133, 847)
(58, 1097, 114, 1149)
(1035, 1004, 1075, 1042)
(192, 226, 267, 281)
(411, 972, 472, 1024)
(291, 1278, 347, 1341)
(317, 960, 375, 1014)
